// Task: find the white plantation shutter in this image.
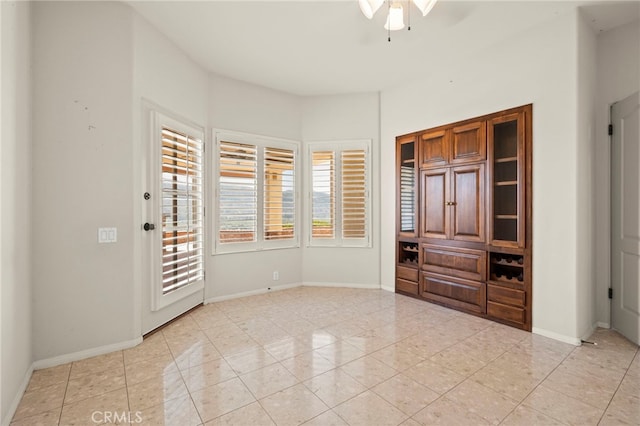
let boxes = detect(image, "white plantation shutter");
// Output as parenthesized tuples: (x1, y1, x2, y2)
(311, 151, 335, 239)
(215, 131, 300, 253)
(308, 141, 371, 247)
(218, 141, 257, 243)
(400, 165, 415, 232)
(161, 127, 204, 295)
(341, 149, 367, 239)
(264, 147, 296, 241)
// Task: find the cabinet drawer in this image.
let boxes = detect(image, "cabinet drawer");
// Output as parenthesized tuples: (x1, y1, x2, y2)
(487, 284, 525, 307)
(396, 278, 419, 295)
(422, 245, 486, 281)
(397, 266, 419, 282)
(421, 273, 486, 314)
(487, 301, 525, 324)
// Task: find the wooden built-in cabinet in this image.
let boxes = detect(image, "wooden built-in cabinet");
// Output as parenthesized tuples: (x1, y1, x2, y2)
(395, 105, 532, 330)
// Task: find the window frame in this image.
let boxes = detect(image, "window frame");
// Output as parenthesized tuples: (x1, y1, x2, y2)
(307, 140, 372, 248)
(149, 111, 206, 311)
(213, 130, 301, 254)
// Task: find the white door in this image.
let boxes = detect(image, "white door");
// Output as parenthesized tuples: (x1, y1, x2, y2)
(611, 91, 640, 345)
(141, 110, 205, 334)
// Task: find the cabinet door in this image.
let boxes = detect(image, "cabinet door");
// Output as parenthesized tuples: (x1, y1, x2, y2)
(419, 129, 448, 169)
(488, 111, 525, 248)
(396, 135, 418, 237)
(451, 121, 486, 165)
(451, 164, 485, 242)
(420, 168, 449, 239)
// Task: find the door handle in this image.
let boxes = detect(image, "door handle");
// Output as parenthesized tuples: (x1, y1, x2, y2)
(143, 222, 155, 231)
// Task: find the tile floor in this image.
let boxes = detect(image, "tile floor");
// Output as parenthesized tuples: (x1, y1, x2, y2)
(10, 287, 640, 425)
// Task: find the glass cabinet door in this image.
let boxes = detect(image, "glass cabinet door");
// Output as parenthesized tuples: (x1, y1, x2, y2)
(397, 135, 417, 236)
(488, 112, 525, 248)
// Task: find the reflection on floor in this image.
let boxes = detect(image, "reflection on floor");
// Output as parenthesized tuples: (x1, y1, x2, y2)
(11, 287, 640, 425)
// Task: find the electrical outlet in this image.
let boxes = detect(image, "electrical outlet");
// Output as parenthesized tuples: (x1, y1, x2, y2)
(273, 271, 279, 281)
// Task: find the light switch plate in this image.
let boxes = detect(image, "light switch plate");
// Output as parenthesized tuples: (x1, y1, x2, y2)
(98, 227, 117, 243)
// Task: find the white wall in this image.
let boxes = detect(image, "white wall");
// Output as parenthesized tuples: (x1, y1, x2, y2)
(1, 2, 32, 422)
(132, 12, 210, 334)
(32, 1, 136, 361)
(206, 74, 304, 300)
(594, 19, 640, 328)
(381, 11, 581, 342)
(301, 93, 381, 287)
(575, 11, 598, 340)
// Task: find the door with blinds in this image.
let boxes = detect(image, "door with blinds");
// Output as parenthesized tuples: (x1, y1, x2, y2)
(142, 111, 205, 334)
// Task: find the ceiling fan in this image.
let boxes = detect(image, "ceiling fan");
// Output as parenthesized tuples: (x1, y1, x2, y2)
(359, 0, 438, 36)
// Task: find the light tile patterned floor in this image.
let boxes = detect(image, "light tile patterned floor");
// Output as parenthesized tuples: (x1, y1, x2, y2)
(11, 287, 640, 425)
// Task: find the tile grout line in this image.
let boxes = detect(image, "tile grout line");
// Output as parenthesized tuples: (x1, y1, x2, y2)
(505, 343, 582, 425)
(57, 363, 73, 425)
(163, 314, 207, 426)
(595, 345, 639, 425)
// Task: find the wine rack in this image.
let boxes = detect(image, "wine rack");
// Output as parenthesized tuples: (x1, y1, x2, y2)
(489, 253, 524, 285)
(398, 242, 419, 267)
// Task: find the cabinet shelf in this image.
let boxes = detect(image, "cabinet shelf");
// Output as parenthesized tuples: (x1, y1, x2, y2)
(495, 215, 517, 220)
(402, 159, 415, 164)
(495, 156, 518, 163)
(402, 246, 419, 253)
(495, 181, 518, 186)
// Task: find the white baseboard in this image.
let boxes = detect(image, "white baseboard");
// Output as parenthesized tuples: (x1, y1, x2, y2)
(532, 327, 581, 346)
(2, 363, 34, 426)
(380, 285, 395, 292)
(204, 282, 302, 304)
(33, 336, 143, 370)
(597, 321, 610, 329)
(303, 282, 380, 290)
(204, 282, 383, 304)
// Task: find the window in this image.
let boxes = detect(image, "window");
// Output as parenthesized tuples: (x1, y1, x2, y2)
(215, 131, 299, 253)
(308, 140, 371, 247)
(161, 126, 204, 294)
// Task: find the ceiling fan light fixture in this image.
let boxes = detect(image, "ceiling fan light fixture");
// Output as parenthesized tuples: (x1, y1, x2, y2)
(358, 0, 385, 19)
(384, 2, 405, 31)
(411, 0, 438, 17)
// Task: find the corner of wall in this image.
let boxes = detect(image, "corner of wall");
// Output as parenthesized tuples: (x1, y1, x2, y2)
(1, 0, 34, 422)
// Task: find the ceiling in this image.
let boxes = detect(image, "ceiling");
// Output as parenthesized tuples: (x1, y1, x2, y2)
(128, 0, 640, 96)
